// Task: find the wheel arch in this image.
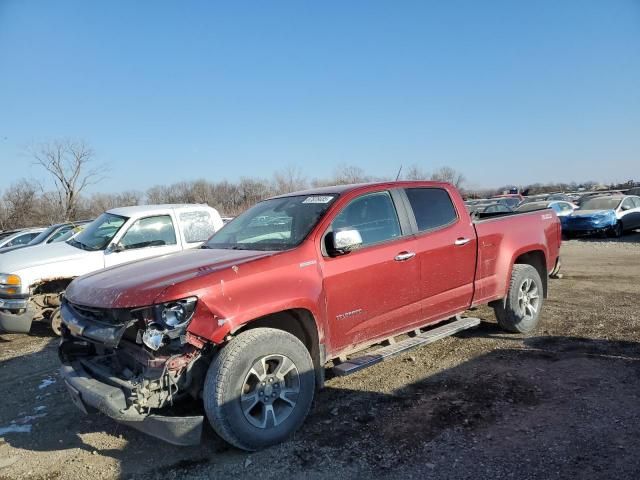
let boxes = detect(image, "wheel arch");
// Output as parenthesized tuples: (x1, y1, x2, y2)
(31, 277, 74, 296)
(230, 308, 325, 388)
(512, 250, 548, 298)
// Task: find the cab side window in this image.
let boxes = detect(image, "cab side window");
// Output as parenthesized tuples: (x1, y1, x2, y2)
(119, 215, 177, 250)
(405, 188, 458, 232)
(179, 210, 215, 243)
(331, 191, 401, 247)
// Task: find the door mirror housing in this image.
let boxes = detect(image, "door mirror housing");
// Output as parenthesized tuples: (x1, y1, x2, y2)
(621, 204, 631, 211)
(328, 229, 363, 256)
(106, 242, 124, 254)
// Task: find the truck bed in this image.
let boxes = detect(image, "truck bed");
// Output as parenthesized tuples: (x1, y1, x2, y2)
(471, 208, 562, 307)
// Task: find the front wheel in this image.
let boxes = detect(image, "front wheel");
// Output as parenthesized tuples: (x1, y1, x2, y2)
(609, 222, 623, 238)
(48, 307, 63, 336)
(203, 328, 315, 451)
(493, 264, 544, 333)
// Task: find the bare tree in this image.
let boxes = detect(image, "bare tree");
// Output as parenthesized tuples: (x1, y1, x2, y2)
(82, 190, 143, 217)
(403, 164, 430, 180)
(31, 139, 106, 221)
(0, 179, 40, 229)
(430, 166, 466, 189)
(273, 166, 308, 195)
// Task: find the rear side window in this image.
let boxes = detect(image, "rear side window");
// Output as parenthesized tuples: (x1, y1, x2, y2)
(632, 197, 640, 208)
(405, 188, 458, 232)
(180, 210, 215, 243)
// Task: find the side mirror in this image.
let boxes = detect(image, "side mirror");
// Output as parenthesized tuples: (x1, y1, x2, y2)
(106, 243, 124, 254)
(328, 229, 363, 256)
(621, 204, 631, 211)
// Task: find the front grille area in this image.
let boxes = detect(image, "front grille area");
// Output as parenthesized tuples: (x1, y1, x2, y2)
(65, 299, 133, 326)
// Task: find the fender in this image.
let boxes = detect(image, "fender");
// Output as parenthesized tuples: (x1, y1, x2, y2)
(183, 243, 326, 345)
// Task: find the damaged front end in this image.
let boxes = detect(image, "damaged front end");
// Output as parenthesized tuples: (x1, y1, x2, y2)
(59, 296, 212, 446)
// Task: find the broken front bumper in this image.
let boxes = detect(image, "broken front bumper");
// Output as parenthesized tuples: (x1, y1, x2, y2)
(60, 360, 203, 446)
(0, 298, 34, 333)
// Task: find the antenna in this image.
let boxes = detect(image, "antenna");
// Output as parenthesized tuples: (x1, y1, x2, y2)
(395, 165, 403, 181)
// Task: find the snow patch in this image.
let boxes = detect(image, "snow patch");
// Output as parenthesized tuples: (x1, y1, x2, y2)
(38, 377, 56, 389)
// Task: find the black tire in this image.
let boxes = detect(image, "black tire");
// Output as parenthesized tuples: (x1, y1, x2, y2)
(203, 328, 315, 451)
(493, 264, 544, 333)
(49, 308, 62, 336)
(609, 222, 623, 238)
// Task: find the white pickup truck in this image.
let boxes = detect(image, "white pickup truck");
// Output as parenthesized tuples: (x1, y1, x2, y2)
(0, 204, 224, 334)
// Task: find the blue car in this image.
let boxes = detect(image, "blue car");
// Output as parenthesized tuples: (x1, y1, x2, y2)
(563, 195, 640, 237)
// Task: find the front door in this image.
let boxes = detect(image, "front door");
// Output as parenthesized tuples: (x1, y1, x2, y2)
(321, 191, 421, 353)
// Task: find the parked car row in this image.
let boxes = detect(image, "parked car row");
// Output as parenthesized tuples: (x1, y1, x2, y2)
(0, 220, 92, 255)
(465, 191, 640, 238)
(0, 227, 46, 250)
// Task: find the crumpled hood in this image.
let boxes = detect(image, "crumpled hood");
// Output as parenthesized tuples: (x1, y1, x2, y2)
(0, 241, 87, 273)
(569, 209, 615, 218)
(65, 248, 275, 308)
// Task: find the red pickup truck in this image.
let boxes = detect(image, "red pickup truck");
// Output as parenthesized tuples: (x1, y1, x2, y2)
(59, 181, 561, 450)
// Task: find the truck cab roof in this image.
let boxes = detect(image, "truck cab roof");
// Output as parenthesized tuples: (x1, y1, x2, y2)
(272, 181, 453, 199)
(107, 204, 215, 217)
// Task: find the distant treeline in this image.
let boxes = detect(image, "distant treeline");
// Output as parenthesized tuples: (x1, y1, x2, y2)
(0, 162, 468, 229)
(1, 154, 636, 230)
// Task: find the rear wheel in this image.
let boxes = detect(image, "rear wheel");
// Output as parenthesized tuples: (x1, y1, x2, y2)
(203, 328, 315, 451)
(493, 264, 544, 333)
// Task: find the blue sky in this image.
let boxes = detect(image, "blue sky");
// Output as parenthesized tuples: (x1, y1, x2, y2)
(0, 1, 639, 192)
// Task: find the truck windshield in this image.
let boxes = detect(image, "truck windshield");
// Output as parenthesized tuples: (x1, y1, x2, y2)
(67, 213, 127, 251)
(205, 194, 338, 251)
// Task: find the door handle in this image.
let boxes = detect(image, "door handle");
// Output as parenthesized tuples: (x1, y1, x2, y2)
(454, 238, 471, 246)
(394, 251, 416, 261)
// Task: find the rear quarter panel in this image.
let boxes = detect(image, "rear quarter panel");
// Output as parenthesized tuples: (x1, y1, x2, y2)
(472, 210, 560, 305)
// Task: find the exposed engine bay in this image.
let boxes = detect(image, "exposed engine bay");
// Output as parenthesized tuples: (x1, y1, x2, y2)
(59, 296, 210, 416)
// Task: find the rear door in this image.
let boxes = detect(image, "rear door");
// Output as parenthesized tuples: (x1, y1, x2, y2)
(403, 187, 477, 322)
(322, 190, 422, 352)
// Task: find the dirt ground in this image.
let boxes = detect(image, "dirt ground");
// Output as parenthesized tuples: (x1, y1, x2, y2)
(1, 233, 640, 480)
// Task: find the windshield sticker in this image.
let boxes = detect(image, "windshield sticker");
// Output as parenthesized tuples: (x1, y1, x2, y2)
(302, 196, 334, 204)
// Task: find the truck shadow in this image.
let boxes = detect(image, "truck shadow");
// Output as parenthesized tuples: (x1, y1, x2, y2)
(2, 333, 640, 479)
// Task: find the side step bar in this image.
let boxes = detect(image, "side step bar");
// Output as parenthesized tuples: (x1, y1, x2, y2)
(332, 316, 481, 376)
